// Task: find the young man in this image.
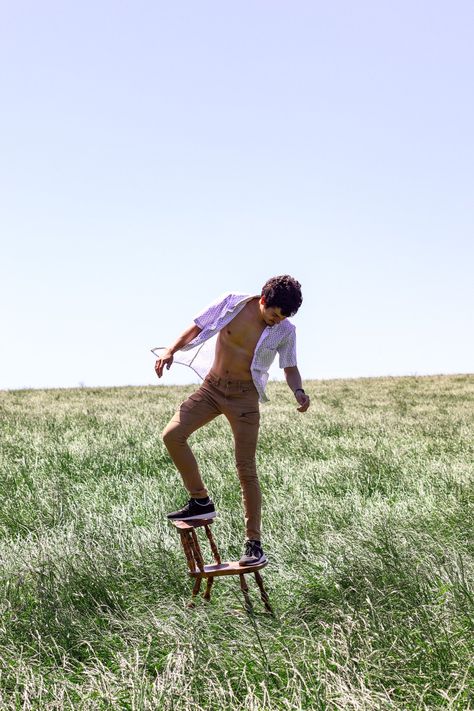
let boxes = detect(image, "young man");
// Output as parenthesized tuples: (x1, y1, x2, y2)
(155, 275, 310, 566)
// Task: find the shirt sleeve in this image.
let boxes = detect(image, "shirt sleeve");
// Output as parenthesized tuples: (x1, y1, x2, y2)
(277, 329, 297, 368)
(192, 292, 231, 330)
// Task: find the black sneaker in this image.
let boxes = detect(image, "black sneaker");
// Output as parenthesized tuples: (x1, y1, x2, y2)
(239, 539, 267, 566)
(166, 497, 216, 522)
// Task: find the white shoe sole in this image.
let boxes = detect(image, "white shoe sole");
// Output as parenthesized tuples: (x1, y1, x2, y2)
(240, 554, 267, 566)
(168, 511, 217, 521)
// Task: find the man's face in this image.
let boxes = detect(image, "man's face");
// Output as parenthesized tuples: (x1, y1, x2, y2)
(259, 297, 287, 326)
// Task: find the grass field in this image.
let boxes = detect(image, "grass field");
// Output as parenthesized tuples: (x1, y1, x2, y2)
(0, 374, 473, 710)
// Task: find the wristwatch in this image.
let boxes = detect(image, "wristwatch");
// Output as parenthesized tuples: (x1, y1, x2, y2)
(294, 388, 305, 395)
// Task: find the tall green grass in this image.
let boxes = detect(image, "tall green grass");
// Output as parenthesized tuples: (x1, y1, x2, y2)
(0, 374, 473, 709)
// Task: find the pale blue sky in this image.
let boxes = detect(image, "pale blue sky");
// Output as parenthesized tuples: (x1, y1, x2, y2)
(1, 1, 473, 391)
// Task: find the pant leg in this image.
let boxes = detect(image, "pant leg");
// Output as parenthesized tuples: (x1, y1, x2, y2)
(224, 392, 261, 541)
(162, 382, 220, 498)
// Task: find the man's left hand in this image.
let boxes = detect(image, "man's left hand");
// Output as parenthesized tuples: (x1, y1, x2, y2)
(295, 390, 310, 412)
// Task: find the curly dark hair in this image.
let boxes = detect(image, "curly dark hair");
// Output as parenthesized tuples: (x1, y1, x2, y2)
(260, 275, 302, 317)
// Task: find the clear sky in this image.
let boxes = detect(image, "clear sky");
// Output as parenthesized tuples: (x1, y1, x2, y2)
(1, 1, 473, 391)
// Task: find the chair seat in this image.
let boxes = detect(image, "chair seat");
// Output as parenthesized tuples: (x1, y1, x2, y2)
(188, 559, 268, 578)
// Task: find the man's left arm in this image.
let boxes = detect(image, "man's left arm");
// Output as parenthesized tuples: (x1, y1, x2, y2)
(284, 366, 310, 413)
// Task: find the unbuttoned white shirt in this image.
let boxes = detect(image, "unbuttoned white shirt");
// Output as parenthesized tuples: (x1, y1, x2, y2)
(171, 292, 298, 403)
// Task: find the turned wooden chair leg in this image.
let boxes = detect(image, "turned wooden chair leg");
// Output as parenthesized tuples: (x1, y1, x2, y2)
(239, 574, 253, 612)
(254, 570, 274, 614)
(192, 576, 202, 598)
(188, 530, 205, 573)
(203, 576, 214, 601)
(180, 531, 197, 574)
(204, 524, 221, 565)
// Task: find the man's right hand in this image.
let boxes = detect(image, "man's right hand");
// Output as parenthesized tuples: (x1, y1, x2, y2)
(155, 349, 174, 378)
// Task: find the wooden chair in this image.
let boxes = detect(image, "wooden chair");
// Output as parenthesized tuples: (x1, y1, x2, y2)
(171, 518, 273, 613)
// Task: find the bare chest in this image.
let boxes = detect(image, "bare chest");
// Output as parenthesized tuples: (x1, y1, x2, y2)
(217, 305, 266, 355)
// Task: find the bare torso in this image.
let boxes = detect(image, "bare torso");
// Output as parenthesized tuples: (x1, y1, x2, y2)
(212, 298, 267, 380)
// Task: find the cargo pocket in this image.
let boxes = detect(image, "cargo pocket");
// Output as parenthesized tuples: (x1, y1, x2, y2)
(180, 389, 204, 411)
(239, 409, 260, 424)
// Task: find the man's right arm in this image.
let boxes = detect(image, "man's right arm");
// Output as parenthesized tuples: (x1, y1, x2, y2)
(168, 323, 202, 355)
(154, 323, 202, 378)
